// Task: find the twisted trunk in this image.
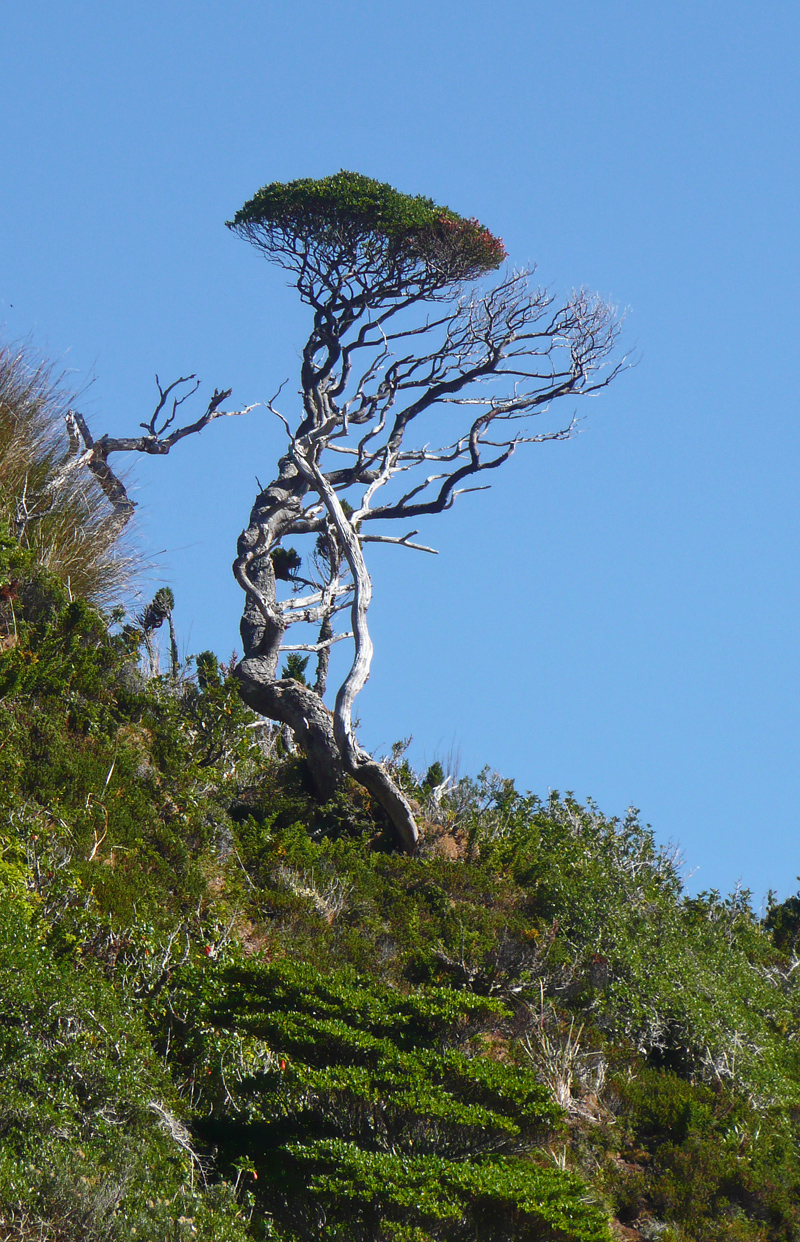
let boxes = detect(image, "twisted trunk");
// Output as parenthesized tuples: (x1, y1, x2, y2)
(235, 657, 344, 800)
(233, 455, 419, 853)
(235, 657, 418, 852)
(293, 444, 420, 852)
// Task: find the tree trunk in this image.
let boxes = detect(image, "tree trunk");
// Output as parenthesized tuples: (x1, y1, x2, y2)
(235, 656, 419, 852)
(294, 444, 420, 854)
(344, 753, 420, 853)
(235, 656, 345, 802)
(234, 457, 419, 854)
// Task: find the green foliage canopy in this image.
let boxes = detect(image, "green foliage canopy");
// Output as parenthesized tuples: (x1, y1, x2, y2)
(227, 170, 506, 297)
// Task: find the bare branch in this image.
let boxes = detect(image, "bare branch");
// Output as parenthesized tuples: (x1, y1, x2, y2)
(279, 632, 353, 653)
(360, 531, 438, 554)
(142, 374, 201, 436)
(67, 383, 259, 528)
(66, 409, 135, 521)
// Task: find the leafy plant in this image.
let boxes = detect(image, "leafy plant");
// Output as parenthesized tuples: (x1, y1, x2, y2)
(171, 957, 608, 1242)
(0, 903, 249, 1241)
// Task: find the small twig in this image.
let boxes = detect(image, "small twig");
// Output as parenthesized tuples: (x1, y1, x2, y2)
(86, 796, 109, 862)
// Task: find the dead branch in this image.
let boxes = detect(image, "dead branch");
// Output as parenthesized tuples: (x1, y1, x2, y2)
(66, 382, 259, 525)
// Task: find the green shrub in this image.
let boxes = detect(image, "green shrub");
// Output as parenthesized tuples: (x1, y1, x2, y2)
(0, 904, 249, 1241)
(168, 957, 608, 1242)
(607, 1068, 800, 1240)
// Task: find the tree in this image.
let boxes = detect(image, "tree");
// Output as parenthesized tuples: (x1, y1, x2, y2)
(71, 172, 624, 851)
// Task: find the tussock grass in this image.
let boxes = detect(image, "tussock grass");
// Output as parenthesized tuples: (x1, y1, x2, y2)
(0, 341, 140, 608)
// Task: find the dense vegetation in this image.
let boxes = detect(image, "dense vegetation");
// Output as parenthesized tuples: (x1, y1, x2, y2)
(2, 513, 800, 1242)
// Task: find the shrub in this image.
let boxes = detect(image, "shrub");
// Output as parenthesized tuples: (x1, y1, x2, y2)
(0, 903, 249, 1241)
(171, 957, 609, 1242)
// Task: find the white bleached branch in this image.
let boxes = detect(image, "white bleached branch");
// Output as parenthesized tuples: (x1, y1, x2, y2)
(279, 632, 353, 653)
(360, 531, 438, 554)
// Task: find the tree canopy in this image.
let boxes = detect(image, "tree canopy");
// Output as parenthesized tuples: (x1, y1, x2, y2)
(227, 170, 507, 297)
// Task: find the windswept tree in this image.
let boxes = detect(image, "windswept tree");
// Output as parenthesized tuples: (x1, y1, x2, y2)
(72, 172, 624, 851)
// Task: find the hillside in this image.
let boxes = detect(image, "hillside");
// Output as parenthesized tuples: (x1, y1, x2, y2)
(2, 519, 800, 1241)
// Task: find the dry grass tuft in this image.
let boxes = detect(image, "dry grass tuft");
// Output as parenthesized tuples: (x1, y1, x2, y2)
(0, 341, 140, 607)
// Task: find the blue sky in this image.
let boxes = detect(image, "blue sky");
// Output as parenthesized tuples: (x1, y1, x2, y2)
(2, 1, 800, 901)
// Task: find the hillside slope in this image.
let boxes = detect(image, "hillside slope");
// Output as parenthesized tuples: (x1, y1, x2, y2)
(2, 523, 800, 1242)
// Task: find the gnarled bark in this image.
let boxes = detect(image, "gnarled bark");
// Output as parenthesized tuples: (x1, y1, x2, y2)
(235, 656, 345, 801)
(235, 655, 418, 851)
(233, 453, 420, 851)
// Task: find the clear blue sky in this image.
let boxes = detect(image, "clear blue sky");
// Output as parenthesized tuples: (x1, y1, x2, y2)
(3, 1, 799, 902)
